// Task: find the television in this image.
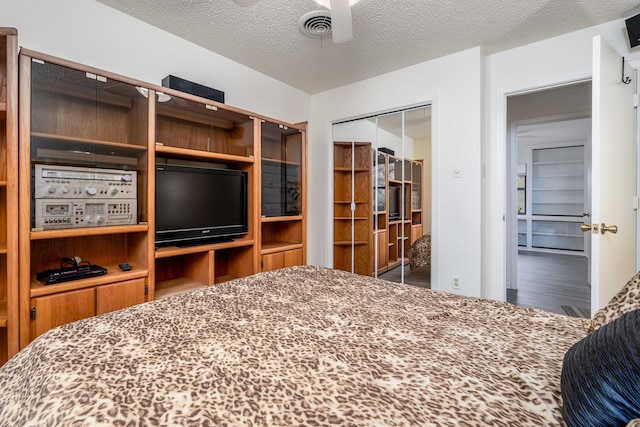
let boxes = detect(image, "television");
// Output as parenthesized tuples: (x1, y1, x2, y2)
(155, 164, 248, 247)
(388, 185, 408, 220)
(389, 186, 400, 220)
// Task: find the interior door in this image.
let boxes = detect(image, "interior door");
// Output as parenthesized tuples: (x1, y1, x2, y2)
(589, 35, 636, 313)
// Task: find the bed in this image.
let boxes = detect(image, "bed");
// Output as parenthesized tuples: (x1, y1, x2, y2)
(0, 265, 638, 426)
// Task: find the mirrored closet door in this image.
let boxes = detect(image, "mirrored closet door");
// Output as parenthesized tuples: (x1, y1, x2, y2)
(332, 106, 431, 287)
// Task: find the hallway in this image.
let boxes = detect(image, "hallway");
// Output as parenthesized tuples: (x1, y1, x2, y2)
(507, 251, 590, 317)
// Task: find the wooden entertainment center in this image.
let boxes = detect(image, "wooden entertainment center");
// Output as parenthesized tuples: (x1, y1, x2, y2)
(0, 36, 306, 359)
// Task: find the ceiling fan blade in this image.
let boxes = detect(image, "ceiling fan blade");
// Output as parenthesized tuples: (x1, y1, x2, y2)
(231, 0, 261, 6)
(330, 0, 353, 43)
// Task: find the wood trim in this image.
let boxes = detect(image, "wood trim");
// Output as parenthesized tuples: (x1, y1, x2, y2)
(19, 49, 155, 95)
(253, 118, 262, 274)
(5, 30, 19, 357)
(301, 128, 307, 265)
(18, 51, 32, 349)
(147, 89, 157, 301)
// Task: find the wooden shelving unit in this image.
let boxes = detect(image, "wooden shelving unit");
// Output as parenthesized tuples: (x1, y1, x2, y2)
(333, 141, 424, 276)
(333, 142, 372, 275)
(0, 28, 18, 365)
(151, 88, 258, 299)
(14, 48, 308, 349)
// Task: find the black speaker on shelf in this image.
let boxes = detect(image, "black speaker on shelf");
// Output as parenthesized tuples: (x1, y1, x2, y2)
(625, 13, 640, 48)
(162, 75, 225, 104)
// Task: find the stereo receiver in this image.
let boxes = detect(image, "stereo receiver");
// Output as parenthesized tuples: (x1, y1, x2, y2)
(34, 165, 137, 230)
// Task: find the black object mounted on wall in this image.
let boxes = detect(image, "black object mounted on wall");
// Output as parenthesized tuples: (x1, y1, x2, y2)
(625, 13, 640, 48)
(162, 75, 225, 104)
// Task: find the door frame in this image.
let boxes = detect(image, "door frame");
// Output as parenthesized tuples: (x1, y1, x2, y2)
(487, 74, 592, 302)
(506, 112, 592, 290)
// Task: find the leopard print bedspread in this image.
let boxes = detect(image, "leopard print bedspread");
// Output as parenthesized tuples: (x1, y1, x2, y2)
(0, 265, 588, 426)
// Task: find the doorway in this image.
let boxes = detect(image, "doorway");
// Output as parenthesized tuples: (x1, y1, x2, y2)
(505, 82, 592, 316)
(331, 105, 431, 287)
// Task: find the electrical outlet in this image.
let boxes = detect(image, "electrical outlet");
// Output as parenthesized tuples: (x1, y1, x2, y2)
(452, 275, 461, 290)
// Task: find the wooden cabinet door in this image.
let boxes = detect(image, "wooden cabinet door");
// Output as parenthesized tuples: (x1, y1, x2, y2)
(411, 225, 423, 245)
(262, 252, 284, 272)
(96, 279, 147, 315)
(283, 248, 303, 268)
(376, 231, 389, 272)
(31, 288, 96, 340)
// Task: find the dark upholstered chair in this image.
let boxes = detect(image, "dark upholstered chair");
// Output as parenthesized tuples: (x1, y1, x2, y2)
(409, 233, 431, 271)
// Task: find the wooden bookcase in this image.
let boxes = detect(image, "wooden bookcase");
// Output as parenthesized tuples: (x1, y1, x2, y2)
(0, 28, 18, 365)
(384, 155, 423, 273)
(15, 49, 307, 347)
(259, 121, 306, 272)
(333, 141, 372, 275)
(333, 141, 423, 276)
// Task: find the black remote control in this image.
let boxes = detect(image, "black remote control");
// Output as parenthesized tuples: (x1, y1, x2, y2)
(118, 263, 132, 271)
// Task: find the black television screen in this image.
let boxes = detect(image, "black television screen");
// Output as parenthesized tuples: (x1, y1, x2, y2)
(155, 164, 248, 247)
(389, 186, 400, 220)
(388, 185, 408, 220)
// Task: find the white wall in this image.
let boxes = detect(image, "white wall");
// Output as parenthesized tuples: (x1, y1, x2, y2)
(0, 0, 310, 124)
(310, 47, 484, 297)
(484, 18, 640, 301)
(331, 119, 415, 158)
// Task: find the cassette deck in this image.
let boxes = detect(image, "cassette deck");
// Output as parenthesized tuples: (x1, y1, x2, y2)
(34, 164, 137, 230)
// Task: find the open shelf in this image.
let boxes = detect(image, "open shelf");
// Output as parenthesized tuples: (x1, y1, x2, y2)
(30, 224, 149, 239)
(154, 277, 202, 299)
(155, 243, 254, 297)
(155, 145, 254, 165)
(155, 238, 254, 259)
(30, 262, 148, 298)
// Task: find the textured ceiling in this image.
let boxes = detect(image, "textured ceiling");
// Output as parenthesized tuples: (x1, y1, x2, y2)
(97, 0, 640, 94)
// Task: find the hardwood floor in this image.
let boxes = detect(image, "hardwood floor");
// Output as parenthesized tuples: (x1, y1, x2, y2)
(378, 251, 589, 318)
(507, 251, 590, 317)
(378, 264, 431, 288)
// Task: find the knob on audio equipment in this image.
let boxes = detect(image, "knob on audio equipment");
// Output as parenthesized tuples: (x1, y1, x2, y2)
(86, 186, 97, 195)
